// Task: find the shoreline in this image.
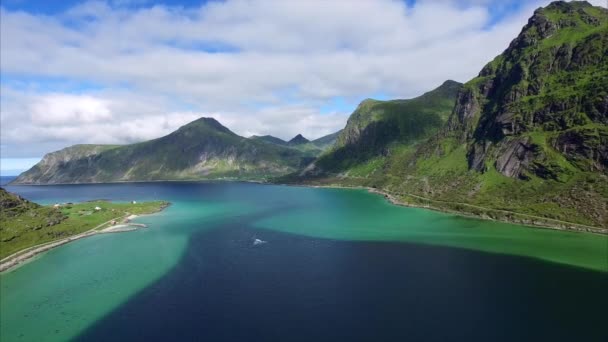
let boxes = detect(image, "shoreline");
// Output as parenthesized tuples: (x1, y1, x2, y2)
(6, 178, 268, 186)
(6, 178, 607, 235)
(0, 205, 168, 274)
(291, 183, 608, 235)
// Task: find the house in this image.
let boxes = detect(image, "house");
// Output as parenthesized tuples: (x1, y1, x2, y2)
(131, 201, 137, 204)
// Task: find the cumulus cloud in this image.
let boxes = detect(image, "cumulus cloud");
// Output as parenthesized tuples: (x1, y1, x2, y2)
(0, 0, 600, 158)
(29, 94, 112, 125)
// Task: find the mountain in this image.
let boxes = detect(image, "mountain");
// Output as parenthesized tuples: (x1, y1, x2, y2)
(297, 1, 608, 229)
(250, 135, 288, 146)
(250, 131, 341, 156)
(12, 118, 312, 184)
(287, 134, 310, 145)
(307, 80, 462, 174)
(311, 130, 343, 149)
(291, 131, 343, 155)
(449, 0, 608, 180)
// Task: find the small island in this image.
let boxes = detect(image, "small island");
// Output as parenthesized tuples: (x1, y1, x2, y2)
(0, 188, 169, 272)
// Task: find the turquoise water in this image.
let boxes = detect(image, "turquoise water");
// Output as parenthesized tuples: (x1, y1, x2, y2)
(1, 181, 607, 341)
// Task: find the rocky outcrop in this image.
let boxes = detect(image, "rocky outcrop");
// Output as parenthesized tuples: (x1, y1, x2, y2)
(551, 127, 608, 171)
(0, 188, 40, 215)
(444, 1, 608, 179)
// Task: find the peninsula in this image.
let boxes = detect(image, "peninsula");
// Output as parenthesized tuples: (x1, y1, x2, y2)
(0, 188, 169, 272)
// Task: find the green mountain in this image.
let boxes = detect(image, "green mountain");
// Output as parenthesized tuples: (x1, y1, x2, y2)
(297, 1, 608, 229)
(12, 118, 312, 184)
(249, 135, 288, 146)
(305, 80, 462, 174)
(311, 130, 342, 149)
(251, 131, 342, 156)
(287, 134, 310, 145)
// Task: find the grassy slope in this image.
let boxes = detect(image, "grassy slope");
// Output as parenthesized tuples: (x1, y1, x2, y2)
(314, 80, 462, 172)
(0, 190, 168, 258)
(13, 118, 310, 184)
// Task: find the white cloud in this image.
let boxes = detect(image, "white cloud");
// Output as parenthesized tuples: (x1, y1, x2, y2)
(0, 0, 598, 158)
(29, 94, 112, 125)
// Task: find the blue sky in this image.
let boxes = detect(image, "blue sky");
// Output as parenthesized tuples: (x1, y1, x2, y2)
(1, 0, 604, 174)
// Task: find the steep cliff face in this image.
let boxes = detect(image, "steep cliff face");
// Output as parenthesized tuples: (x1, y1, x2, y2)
(448, 1, 608, 179)
(15, 145, 120, 184)
(12, 118, 310, 184)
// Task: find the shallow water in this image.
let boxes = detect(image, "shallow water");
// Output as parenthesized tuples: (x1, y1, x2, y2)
(1, 181, 607, 341)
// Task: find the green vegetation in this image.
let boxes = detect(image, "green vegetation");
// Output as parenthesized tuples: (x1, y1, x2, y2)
(295, 2, 608, 229)
(12, 118, 314, 184)
(0, 188, 168, 259)
(314, 80, 462, 172)
(250, 131, 342, 158)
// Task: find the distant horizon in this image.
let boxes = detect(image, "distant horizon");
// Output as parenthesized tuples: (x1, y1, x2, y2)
(1, 158, 41, 176)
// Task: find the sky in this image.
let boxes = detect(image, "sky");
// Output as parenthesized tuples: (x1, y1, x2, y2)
(1, 0, 606, 175)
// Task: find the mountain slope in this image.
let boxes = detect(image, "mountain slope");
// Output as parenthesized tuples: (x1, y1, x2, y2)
(12, 118, 311, 184)
(251, 131, 343, 157)
(449, 0, 608, 179)
(311, 130, 342, 149)
(250, 135, 288, 146)
(287, 134, 310, 145)
(308, 80, 462, 173)
(297, 1, 608, 229)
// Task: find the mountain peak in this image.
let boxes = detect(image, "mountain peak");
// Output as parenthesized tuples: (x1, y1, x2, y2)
(288, 134, 310, 145)
(519, 1, 606, 43)
(542, 1, 593, 12)
(429, 80, 463, 98)
(178, 117, 235, 135)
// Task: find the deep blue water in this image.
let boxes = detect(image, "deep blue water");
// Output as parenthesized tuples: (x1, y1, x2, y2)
(2, 181, 607, 342)
(1, 176, 16, 186)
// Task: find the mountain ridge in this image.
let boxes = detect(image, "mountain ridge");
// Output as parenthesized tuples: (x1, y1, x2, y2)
(12, 117, 312, 184)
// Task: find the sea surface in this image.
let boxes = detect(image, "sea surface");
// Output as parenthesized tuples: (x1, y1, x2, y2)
(1, 179, 607, 341)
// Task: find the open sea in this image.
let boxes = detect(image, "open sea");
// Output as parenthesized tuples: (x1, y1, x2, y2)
(1, 177, 607, 341)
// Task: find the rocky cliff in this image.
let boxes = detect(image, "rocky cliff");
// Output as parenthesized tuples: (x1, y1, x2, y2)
(448, 1, 608, 179)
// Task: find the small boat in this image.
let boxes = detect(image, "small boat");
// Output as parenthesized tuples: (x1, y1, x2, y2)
(253, 238, 267, 246)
